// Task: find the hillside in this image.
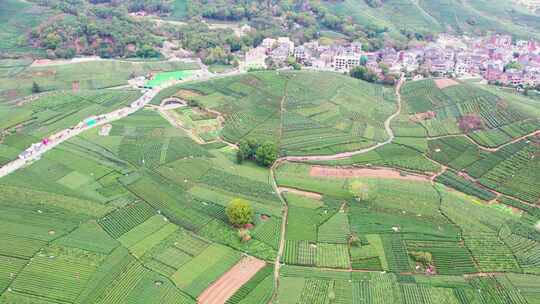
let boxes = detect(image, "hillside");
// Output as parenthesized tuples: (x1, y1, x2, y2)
(324, 0, 540, 41)
(0, 0, 163, 59)
(399, 79, 540, 146)
(0, 69, 539, 303)
(3, 0, 539, 60)
(153, 71, 397, 156)
(1, 1, 540, 303)
(0, 0, 54, 55)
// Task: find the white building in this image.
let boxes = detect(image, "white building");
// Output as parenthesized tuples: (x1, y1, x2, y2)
(245, 47, 267, 70)
(277, 37, 294, 54)
(261, 38, 277, 52)
(333, 52, 361, 72)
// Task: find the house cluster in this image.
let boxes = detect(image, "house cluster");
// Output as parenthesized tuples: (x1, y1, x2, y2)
(243, 33, 540, 88)
(244, 37, 368, 73)
(422, 34, 540, 87)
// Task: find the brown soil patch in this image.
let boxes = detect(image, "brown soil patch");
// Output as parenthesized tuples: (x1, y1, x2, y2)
(279, 187, 323, 200)
(496, 99, 509, 110)
(197, 257, 266, 304)
(240, 75, 262, 87)
(458, 114, 484, 133)
(4, 89, 19, 100)
(72, 81, 80, 92)
(309, 166, 430, 182)
(174, 89, 202, 100)
(31, 59, 54, 67)
(410, 111, 436, 122)
(435, 78, 459, 89)
(32, 70, 56, 77)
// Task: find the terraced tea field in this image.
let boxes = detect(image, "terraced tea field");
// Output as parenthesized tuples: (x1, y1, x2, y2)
(166, 71, 397, 156)
(400, 79, 540, 146)
(0, 70, 538, 304)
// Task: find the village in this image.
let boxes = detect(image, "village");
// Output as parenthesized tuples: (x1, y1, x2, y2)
(243, 33, 540, 89)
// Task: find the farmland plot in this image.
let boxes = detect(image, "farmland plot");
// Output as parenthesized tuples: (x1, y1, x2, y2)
(400, 79, 540, 144)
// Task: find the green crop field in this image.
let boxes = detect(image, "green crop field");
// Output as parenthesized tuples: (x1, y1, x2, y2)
(0, 67, 539, 303)
(157, 70, 396, 156)
(400, 79, 540, 144)
(0, 59, 199, 103)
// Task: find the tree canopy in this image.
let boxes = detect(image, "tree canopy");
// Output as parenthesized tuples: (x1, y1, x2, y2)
(237, 139, 277, 167)
(226, 198, 254, 227)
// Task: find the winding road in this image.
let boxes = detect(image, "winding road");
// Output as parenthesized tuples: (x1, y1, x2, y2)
(0, 65, 249, 179)
(0, 88, 160, 178)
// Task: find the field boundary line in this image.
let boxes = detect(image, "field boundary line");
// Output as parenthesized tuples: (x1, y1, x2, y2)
(267, 74, 404, 302)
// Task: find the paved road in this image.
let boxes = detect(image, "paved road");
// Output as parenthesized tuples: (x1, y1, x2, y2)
(0, 65, 248, 179)
(0, 88, 160, 178)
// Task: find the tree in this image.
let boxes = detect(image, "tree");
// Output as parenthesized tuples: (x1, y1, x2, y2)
(504, 61, 522, 71)
(255, 142, 278, 167)
(43, 32, 62, 50)
(350, 66, 378, 83)
(226, 198, 254, 227)
(237, 139, 260, 163)
(378, 62, 389, 76)
(31, 82, 41, 94)
(136, 44, 161, 58)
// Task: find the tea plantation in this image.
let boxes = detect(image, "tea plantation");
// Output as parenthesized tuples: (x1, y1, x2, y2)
(0, 70, 539, 303)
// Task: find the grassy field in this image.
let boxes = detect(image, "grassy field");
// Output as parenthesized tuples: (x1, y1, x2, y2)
(277, 267, 539, 304)
(145, 70, 196, 88)
(324, 0, 540, 41)
(0, 71, 539, 303)
(0, 109, 280, 302)
(0, 89, 143, 166)
(155, 70, 396, 156)
(0, 59, 199, 102)
(400, 79, 540, 146)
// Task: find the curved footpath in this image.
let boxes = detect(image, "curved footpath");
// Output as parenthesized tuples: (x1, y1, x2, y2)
(268, 74, 405, 302)
(282, 74, 404, 162)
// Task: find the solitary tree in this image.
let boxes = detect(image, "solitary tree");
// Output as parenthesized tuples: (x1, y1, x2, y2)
(226, 198, 254, 227)
(31, 81, 41, 94)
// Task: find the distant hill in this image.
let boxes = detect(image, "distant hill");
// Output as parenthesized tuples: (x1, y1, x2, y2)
(1, 0, 539, 59)
(323, 0, 540, 41)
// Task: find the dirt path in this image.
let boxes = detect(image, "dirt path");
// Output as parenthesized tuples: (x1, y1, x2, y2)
(197, 257, 266, 304)
(309, 165, 430, 181)
(269, 159, 289, 303)
(154, 106, 208, 145)
(430, 165, 448, 185)
(277, 79, 289, 147)
(474, 129, 540, 152)
(278, 187, 322, 200)
(427, 157, 539, 209)
(427, 129, 540, 153)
